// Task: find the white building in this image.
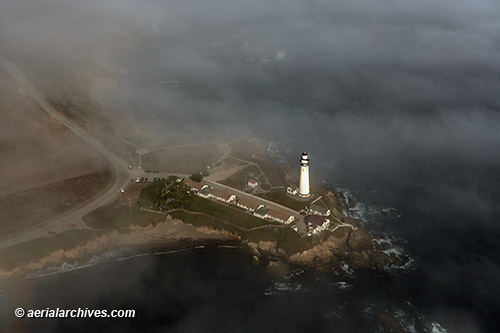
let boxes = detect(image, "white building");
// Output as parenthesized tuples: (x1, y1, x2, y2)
(209, 188, 237, 203)
(299, 152, 310, 197)
(184, 179, 209, 193)
(235, 198, 263, 212)
(247, 179, 258, 188)
(254, 206, 269, 219)
(307, 215, 331, 236)
(266, 208, 295, 224)
(308, 204, 331, 217)
(287, 184, 298, 196)
(198, 186, 212, 198)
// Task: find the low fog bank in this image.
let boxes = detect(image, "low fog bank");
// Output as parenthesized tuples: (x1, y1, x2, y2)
(1, 0, 499, 192)
(1, 0, 500, 330)
(1, 0, 499, 144)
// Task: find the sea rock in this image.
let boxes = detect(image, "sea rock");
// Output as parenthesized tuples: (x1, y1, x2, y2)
(381, 208, 401, 217)
(266, 261, 290, 277)
(254, 241, 287, 257)
(346, 228, 372, 251)
(377, 312, 405, 333)
(247, 242, 261, 256)
(371, 252, 392, 270)
(251, 255, 260, 267)
(288, 241, 337, 272)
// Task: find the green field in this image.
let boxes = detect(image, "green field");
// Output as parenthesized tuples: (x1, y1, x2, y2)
(0, 229, 103, 269)
(83, 206, 165, 229)
(227, 139, 286, 187)
(222, 156, 249, 166)
(219, 165, 263, 190)
(244, 227, 312, 255)
(258, 190, 310, 211)
(173, 198, 313, 256)
(176, 196, 312, 256)
(169, 210, 241, 234)
(184, 196, 274, 229)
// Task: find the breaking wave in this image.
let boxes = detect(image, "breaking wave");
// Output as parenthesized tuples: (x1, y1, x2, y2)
(336, 281, 354, 290)
(336, 188, 415, 272)
(23, 245, 243, 281)
(264, 282, 305, 296)
(361, 302, 448, 333)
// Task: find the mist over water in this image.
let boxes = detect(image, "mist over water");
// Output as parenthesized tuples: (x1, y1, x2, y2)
(1, 0, 500, 331)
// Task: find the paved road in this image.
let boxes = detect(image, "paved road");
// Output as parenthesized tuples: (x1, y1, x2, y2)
(0, 56, 131, 250)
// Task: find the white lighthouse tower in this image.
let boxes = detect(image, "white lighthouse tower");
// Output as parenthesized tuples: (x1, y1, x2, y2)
(299, 152, 310, 198)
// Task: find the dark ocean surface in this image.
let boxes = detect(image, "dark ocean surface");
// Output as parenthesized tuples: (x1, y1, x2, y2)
(2, 149, 499, 332)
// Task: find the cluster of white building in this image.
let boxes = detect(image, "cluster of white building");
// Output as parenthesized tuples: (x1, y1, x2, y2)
(306, 215, 331, 236)
(183, 179, 295, 225)
(182, 151, 334, 236)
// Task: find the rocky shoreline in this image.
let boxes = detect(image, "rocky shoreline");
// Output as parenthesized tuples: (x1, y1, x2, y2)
(246, 229, 409, 275)
(0, 218, 238, 283)
(0, 210, 409, 283)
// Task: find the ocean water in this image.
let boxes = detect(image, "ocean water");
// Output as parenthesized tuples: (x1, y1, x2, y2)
(2, 139, 500, 332)
(0, 247, 425, 332)
(2, 155, 499, 333)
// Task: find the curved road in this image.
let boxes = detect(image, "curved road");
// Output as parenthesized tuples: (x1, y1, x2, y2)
(0, 56, 131, 250)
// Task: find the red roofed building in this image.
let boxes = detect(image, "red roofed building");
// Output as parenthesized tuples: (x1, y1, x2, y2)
(287, 184, 298, 195)
(307, 215, 330, 236)
(184, 179, 207, 192)
(266, 208, 295, 224)
(247, 179, 258, 188)
(308, 204, 331, 217)
(235, 198, 263, 212)
(209, 188, 237, 203)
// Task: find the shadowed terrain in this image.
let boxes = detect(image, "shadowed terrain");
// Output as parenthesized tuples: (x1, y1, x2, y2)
(0, 67, 111, 238)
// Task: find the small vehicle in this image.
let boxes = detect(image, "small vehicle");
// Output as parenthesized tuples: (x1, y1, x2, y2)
(120, 187, 125, 193)
(136, 177, 140, 183)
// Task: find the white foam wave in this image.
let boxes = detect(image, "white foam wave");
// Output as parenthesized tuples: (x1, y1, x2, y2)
(25, 249, 131, 279)
(264, 282, 304, 296)
(340, 261, 356, 277)
(285, 268, 305, 280)
(394, 309, 418, 333)
(372, 238, 395, 246)
(336, 281, 353, 290)
(362, 303, 448, 333)
(23, 245, 242, 281)
(216, 245, 245, 249)
(431, 322, 447, 333)
(382, 247, 404, 257)
(325, 305, 345, 319)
